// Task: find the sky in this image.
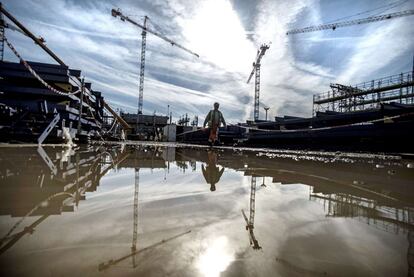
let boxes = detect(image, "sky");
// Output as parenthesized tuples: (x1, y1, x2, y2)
(2, 0, 414, 124)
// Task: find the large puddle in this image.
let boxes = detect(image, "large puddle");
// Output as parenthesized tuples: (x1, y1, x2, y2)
(0, 143, 413, 276)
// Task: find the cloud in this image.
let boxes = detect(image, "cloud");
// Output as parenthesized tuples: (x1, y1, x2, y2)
(250, 0, 330, 117)
(337, 17, 414, 83)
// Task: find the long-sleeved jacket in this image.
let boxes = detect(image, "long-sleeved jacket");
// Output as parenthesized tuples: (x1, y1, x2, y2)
(202, 164, 225, 187)
(203, 109, 226, 128)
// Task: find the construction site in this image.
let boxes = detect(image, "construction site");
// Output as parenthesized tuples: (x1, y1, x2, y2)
(0, 2, 412, 152)
(0, 0, 413, 276)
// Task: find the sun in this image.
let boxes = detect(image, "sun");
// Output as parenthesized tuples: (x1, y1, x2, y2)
(179, 0, 256, 72)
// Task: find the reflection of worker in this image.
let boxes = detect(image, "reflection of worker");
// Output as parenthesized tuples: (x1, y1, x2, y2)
(202, 151, 224, 191)
(203, 102, 226, 146)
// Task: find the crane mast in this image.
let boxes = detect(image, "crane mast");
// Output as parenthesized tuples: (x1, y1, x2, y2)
(0, 3, 4, 61)
(286, 9, 414, 35)
(137, 16, 147, 116)
(111, 9, 199, 121)
(247, 44, 270, 121)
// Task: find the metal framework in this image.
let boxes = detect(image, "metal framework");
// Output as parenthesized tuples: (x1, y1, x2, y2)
(286, 9, 414, 35)
(247, 44, 270, 121)
(313, 71, 414, 114)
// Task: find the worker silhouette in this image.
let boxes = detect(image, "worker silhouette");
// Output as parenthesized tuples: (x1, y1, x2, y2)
(201, 151, 224, 192)
(203, 102, 226, 146)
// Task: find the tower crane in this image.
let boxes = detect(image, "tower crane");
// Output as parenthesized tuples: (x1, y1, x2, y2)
(286, 9, 414, 35)
(241, 176, 261, 250)
(0, 3, 5, 61)
(111, 9, 199, 125)
(247, 44, 270, 121)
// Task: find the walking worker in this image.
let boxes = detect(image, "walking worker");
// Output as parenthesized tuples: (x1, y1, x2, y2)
(203, 102, 226, 146)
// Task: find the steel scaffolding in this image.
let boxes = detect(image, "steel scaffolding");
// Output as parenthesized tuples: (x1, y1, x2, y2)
(313, 71, 414, 114)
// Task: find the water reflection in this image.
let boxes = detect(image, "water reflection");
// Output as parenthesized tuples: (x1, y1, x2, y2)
(99, 230, 191, 271)
(0, 145, 128, 255)
(0, 144, 412, 276)
(202, 151, 224, 192)
(242, 177, 262, 250)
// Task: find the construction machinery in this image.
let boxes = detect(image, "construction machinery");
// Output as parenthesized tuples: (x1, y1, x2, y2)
(286, 9, 414, 35)
(247, 44, 270, 121)
(241, 176, 261, 250)
(111, 8, 199, 130)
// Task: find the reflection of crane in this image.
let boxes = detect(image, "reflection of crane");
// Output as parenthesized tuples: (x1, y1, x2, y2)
(99, 149, 191, 271)
(111, 9, 199, 118)
(132, 168, 140, 267)
(98, 230, 191, 271)
(286, 9, 414, 35)
(0, 215, 48, 255)
(247, 44, 270, 121)
(241, 176, 261, 250)
(409, 230, 414, 277)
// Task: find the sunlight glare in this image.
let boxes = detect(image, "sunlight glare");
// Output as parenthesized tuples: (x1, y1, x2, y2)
(196, 236, 235, 277)
(180, 0, 255, 72)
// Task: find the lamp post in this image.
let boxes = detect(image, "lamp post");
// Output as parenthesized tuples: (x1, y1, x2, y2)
(264, 106, 270, 121)
(261, 177, 266, 187)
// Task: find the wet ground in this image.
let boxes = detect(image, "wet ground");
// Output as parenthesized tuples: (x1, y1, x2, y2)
(0, 142, 413, 277)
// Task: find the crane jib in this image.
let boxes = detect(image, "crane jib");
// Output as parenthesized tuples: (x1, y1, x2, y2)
(286, 9, 414, 35)
(112, 9, 199, 58)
